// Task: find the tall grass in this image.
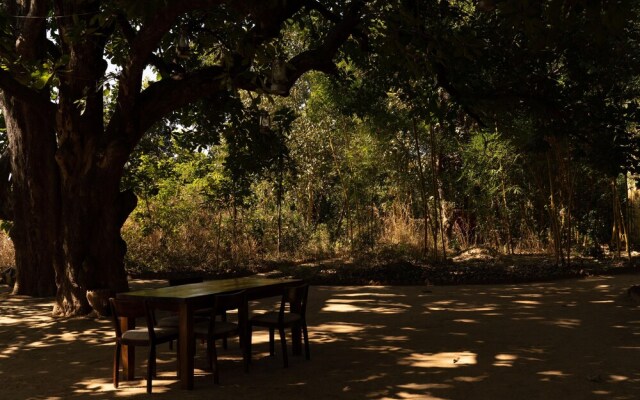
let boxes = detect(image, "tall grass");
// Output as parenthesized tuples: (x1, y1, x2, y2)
(0, 231, 14, 269)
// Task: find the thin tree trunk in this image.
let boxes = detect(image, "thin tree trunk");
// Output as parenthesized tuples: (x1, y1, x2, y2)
(624, 173, 632, 259)
(215, 210, 223, 267)
(412, 119, 431, 258)
(232, 198, 238, 262)
(328, 136, 352, 250)
(611, 178, 630, 259)
(565, 164, 574, 268)
(612, 179, 622, 259)
(307, 181, 314, 226)
(429, 125, 446, 260)
(500, 172, 513, 255)
(547, 153, 563, 265)
(277, 159, 283, 258)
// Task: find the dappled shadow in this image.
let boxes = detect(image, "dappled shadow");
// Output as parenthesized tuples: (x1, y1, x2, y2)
(302, 276, 640, 399)
(3, 274, 640, 399)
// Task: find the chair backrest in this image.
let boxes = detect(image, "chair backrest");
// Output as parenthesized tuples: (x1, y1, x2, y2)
(280, 284, 309, 319)
(109, 298, 156, 339)
(215, 290, 247, 313)
(208, 290, 248, 334)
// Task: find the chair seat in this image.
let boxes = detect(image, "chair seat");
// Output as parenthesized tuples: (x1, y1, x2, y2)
(250, 311, 301, 326)
(194, 320, 239, 337)
(157, 315, 207, 327)
(122, 326, 178, 342)
(194, 307, 215, 316)
(246, 283, 310, 368)
(110, 297, 180, 394)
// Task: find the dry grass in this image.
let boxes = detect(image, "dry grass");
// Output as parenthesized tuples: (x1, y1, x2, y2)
(0, 231, 14, 270)
(378, 203, 423, 253)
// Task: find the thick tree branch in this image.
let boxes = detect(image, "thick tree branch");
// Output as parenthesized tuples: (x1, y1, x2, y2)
(0, 0, 50, 99)
(135, 0, 367, 131)
(107, 0, 367, 166)
(137, 66, 228, 134)
(112, 0, 224, 148)
(110, 0, 294, 141)
(230, 0, 306, 59)
(119, 0, 223, 95)
(249, 0, 367, 94)
(0, 70, 55, 115)
(116, 13, 185, 79)
(16, 0, 48, 60)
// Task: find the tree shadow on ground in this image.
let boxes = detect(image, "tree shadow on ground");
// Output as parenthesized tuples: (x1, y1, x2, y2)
(2, 274, 640, 399)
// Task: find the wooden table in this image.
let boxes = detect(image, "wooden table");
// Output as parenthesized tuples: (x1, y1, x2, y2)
(117, 276, 303, 389)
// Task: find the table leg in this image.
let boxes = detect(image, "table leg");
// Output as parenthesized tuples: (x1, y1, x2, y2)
(178, 303, 194, 389)
(120, 316, 136, 380)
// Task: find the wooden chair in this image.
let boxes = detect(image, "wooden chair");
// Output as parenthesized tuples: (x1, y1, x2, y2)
(248, 283, 310, 367)
(109, 298, 179, 394)
(193, 290, 249, 383)
(158, 277, 213, 349)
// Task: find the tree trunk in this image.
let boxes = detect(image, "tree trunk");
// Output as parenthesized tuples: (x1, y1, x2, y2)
(2, 94, 134, 315)
(276, 155, 283, 258)
(429, 124, 446, 261)
(328, 136, 353, 250)
(2, 97, 58, 297)
(500, 172, 514, 255)
(1, 2, 135, 314)
(411, 119, 431, 258)
(53, 175, 135, 316)
(215, 210, 223, 267)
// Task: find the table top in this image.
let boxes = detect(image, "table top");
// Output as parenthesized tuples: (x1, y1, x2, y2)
(117, 276, 302, 302)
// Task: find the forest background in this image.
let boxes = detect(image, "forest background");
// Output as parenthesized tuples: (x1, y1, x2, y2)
(1, 0, 639, 291)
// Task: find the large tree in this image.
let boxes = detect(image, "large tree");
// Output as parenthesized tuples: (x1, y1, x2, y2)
(0, 0, 367, 316)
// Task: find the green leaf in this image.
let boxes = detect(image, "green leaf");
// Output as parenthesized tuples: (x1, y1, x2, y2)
(30, 69, 53, 90)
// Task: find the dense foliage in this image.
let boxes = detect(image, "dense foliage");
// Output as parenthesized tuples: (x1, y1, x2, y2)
(118, 0, 640, 275)
(0, 1, 639, 305)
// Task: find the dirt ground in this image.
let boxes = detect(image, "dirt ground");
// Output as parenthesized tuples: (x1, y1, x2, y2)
(2, 274, 640, 400)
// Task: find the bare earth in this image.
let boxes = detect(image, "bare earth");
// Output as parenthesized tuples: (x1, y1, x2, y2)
(2, 274, 640, 400)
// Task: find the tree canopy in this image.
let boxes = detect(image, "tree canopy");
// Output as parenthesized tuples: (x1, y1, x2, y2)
(0, 0, 369, 316)
(0, 0, 639, 316)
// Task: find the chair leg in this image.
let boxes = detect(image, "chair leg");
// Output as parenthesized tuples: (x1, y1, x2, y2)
(113, 343, 121, 388)
(243, 342, 250, 373)
(176, 339, 181, 379)
(221, 312, 228, 349)
(302, 322, 310, 360)
(205, 338, 213, 370)
(222, 335, 228, 350)
(152, 351, 158, 378)
(279, 326, 288, 368)
(247, 325, 253, 367)
(211, 341, 220, 384)
(147, 346, 156, 394)
(269, 328, 275, 356)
